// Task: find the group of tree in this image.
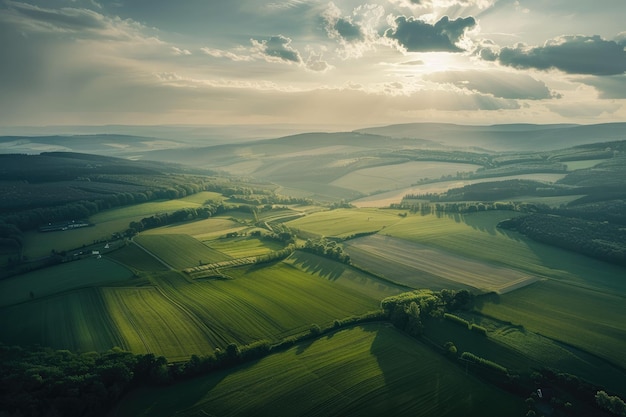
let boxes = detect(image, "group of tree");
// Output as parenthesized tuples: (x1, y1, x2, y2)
(303, 238, 351, 264)
(498, 214, 626, 266)
(126, 203, 225, 235)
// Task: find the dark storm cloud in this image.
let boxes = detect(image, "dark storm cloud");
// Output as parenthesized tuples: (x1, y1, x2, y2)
(334, 17, 363, 42)
(496, 35, 626, 75)
(254, 35, 302, 63)
(385, 15, 476, 52)
(424, 70, 557, 100)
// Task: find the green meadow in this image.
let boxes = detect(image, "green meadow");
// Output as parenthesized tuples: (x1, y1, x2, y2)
(476, 280, 626, 370)
(134, 234, 231, 269)
(111, 324, 525, 417)
(0, 257, 134, 307)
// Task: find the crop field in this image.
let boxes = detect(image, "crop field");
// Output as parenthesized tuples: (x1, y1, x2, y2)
(287, 208, 405, 238)
(207, 236, 283, 258)
(105, 243, 169, 272)
(134, 234, 231, 269)
(0, 257, 134, 307)
(331, 161, 481, 194)
(0, 288, 123, 353)
(90, 199, 205, 223)
(352, 173, 569, 208)
(452, 312, 626, 396)
(22, 224, 127, 258)
(141, 217, 247, 240)
(476, 280, 626, 369)
(380, 212, 626, 293)
(284, 251, 406, 299)
(258, 207, 305, 223)
(111, 324, 524, 417)
(101, 286, 215, 361)
(563, 159, 607, 171)
(344, 234, 536, 293)
(178, 191, 224, 204)
(150, 263, 380, 345)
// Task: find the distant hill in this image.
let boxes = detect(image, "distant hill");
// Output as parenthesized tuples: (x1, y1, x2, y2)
(355, 123, 626, 151)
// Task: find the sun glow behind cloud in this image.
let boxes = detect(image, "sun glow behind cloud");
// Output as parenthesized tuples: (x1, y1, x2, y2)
(0, 0, 624, 127)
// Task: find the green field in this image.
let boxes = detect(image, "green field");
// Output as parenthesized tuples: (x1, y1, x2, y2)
(111, 324, 525, 417)
(134, 234, 231, 269)
(476, 280, 626, 370)
(0, 288, 124, 353)
(141, 217, 246, 240)
(331, 161, 481, 194)
(90, 199, 206, 223)
(345, 234, 535, 293)
(208, 236, 284, 258)
(102, 286, 215, 362)
(150, 262, 380, 346)
(381, 211, 626, 293)
(0, 257, 134, 307)
(105, 243, 170, 272)
(287, 208, 405, 238)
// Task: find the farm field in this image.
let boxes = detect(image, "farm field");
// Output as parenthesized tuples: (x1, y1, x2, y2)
(140, 217, 247, 240)
(105, 243, 170, 272)
(344, 234, 536, 293)
(563, 159, 607, 171)
(207, 236, 283, 258)
(0, 288, 123, 353)
(102, 286, 215, 362)
(352, 173, 568, 207)
(134, 234, 231, 269)
(150, 263, 381, 346)
(476, 280, 626, 370)
(111, 324, 525, 417)
(287, 207, 405, 238)
(90, 198, 208, 223)
(22, 224, 126, 258)
(331, 161, 481, 194)
(381, 212, 626, 293)
(0, 257, 134, 307)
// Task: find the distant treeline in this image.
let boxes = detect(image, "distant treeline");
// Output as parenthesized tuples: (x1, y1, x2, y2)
(498, 214, 626, 266)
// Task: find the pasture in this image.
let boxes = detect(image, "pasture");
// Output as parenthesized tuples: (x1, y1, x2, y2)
(286, 208, 405, 238)
(105, 243, 169, 272)
(344, 234, 536, 293)
(111, 324, 524, 417)
(0, 288, 123, 353)
(0, 257, 134, 307)
(331, 161, 481, 194)
(134, 234, 231, 269)
(476, 280, 626, 370)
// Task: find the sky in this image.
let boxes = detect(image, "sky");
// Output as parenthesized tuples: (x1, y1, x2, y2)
(1, 0, 625, 129)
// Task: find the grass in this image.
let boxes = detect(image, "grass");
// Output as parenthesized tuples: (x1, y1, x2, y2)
(381, 211, 626, 294)
(101, 286, 215, 362)
(141, 217, 246, 240)
(0, 288, 124, 353)
(287, 208, 405, 238)
(134, 234, 231, 269)
(106, 243, 169, 272)
(207, 236, 284, 258)
(284, 251, 406, 300)
(476, 280, 626, 370)
(111, 324, 525, 417)
(563, 159, 607, 171)
(0, 257, 134, 307)
(331, 161, 481, 194)
(90, 199, 205, 223)
(345, 234, 535, 293)
(149, 263, 381, 346)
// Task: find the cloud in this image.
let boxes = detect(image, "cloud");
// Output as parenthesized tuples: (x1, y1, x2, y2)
(201, 47, 253, 62)
(388, 0, 495, 10)
(322, 3, 386, 59)
(385, 15, 476, 52)
(577, 75, 626, 99)
(171, 46, 191, 56)
(424, 70, 558, 99)
(251, 35, 302, 64)
(489, 35, 626, 75)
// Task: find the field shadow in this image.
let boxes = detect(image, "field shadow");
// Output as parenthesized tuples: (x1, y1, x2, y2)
(287, 252, 346, 281)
